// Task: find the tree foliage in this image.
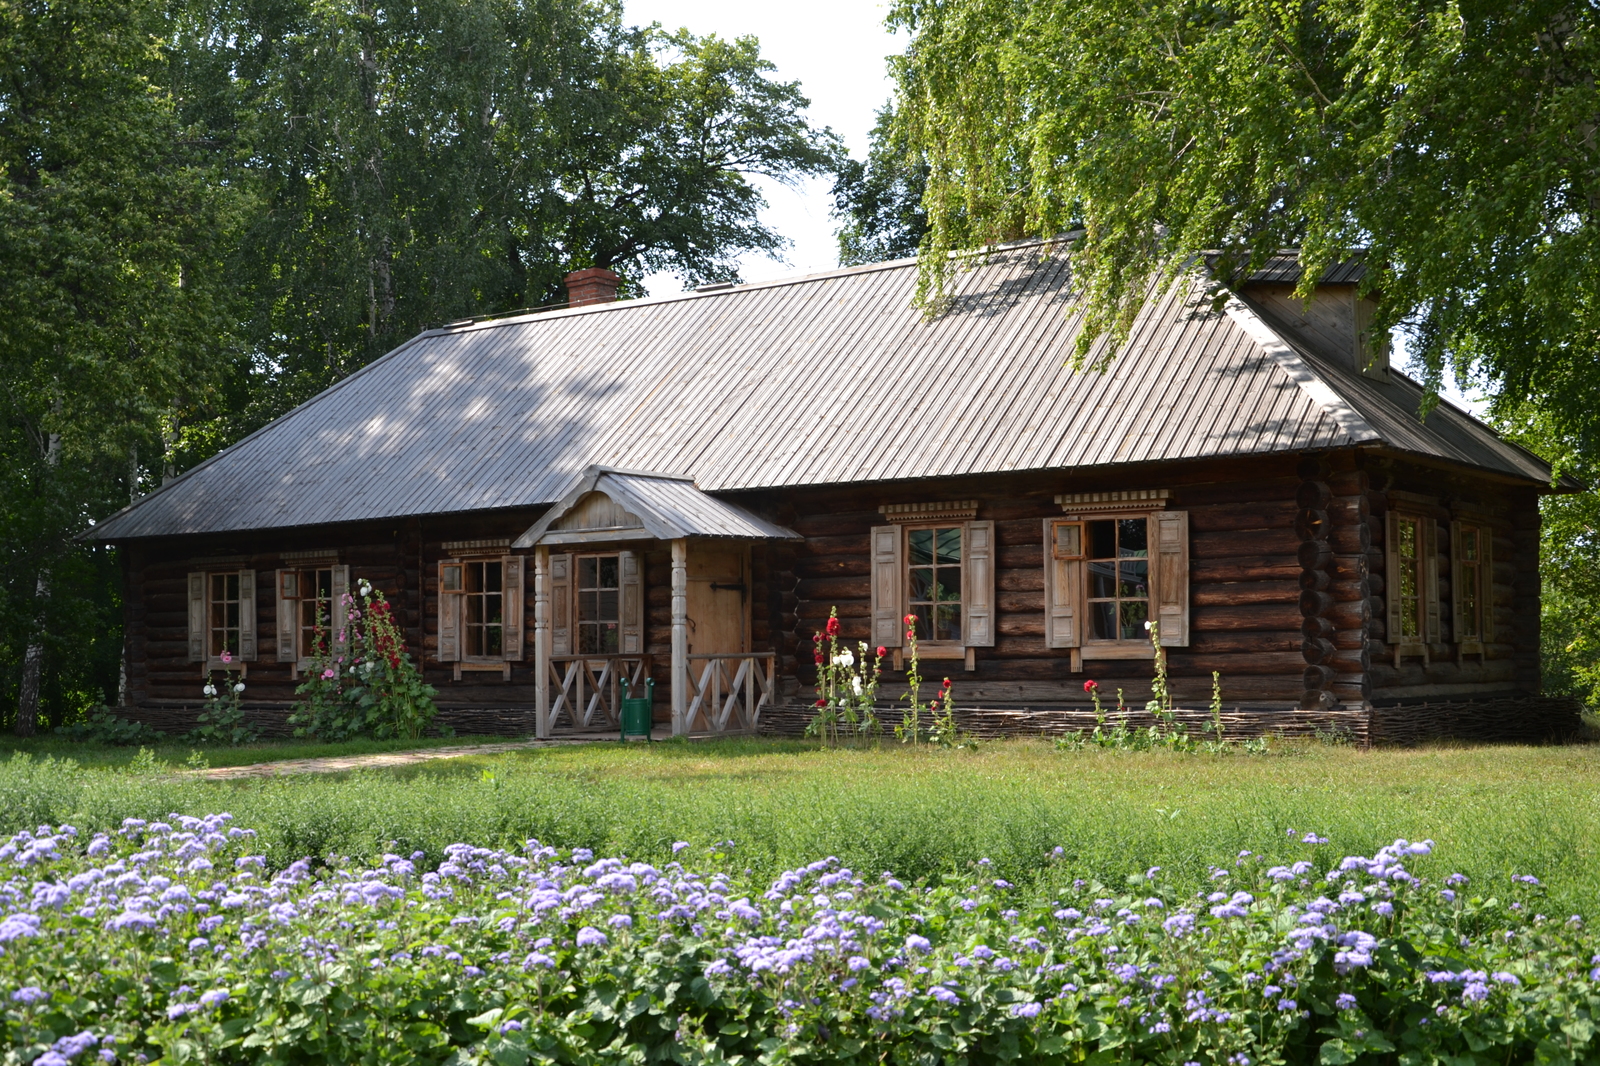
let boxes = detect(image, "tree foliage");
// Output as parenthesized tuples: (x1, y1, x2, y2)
(831, 105, 929, 266)
(0, 0, 838, 726)
(890, 0, 1600, 449)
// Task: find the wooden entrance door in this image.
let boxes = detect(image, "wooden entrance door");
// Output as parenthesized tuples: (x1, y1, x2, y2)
(685, 542, 749, 655)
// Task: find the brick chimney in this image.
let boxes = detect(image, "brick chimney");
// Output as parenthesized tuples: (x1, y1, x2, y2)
(565, 267, 621, 308)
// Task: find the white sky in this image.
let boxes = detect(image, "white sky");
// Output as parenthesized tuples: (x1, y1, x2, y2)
(622, 0, 902, 296)
(620, 1, 1485, 415)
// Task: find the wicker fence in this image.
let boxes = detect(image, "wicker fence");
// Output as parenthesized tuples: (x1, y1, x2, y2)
(119, 695, 1584, 748)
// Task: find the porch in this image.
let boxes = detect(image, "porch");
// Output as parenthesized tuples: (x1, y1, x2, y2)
(513, 466, 799, 739)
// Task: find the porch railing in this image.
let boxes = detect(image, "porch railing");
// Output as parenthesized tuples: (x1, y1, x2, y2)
(682, 652, 775, 735)
(543, 654, 653, 735)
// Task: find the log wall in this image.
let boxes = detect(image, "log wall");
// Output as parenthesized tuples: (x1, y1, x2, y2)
(118, 448, 1553, 743)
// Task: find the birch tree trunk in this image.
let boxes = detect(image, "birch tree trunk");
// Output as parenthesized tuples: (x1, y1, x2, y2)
(17, 429, 61, 736)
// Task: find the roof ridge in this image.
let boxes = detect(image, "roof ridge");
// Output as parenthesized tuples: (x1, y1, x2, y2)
(1220, 294, 1378, 444)
(432, 238, 1071, 337)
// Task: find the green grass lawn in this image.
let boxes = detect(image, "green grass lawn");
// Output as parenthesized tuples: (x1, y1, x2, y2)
(4, 736, 1598, 914)
(0, 733, 524, 769)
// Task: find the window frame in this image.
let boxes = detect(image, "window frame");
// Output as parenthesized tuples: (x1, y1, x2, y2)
(903, 523, 966, 652)
(573, 552, 624, 656)
(1045, 501, 1188, 666)
(461, 558, 507, 662)
(1081, 514, 1156, 651)
(208, 571, 243, 663)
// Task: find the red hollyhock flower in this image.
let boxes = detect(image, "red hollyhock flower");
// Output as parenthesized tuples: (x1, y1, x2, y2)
(876, 646, 886, 658)
(814, 653, 825, 665)
(825, 616, 840, 637)
(1084, 679, 1098, 692)
(903, 613, 916, 625)
(815, 698, 826, 707)
(941, 677, 952, 690)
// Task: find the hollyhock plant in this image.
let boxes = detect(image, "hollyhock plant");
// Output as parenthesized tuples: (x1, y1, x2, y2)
(290, 584, 440, 741)
(807, 607, 884, 745)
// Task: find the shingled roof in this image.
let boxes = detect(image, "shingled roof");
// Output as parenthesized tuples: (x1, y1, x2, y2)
(88, 242, 1560, 540)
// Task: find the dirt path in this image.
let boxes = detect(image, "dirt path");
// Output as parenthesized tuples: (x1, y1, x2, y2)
(196, 731, 664, 780)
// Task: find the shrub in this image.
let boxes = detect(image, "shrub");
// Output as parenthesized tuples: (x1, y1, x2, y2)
(51, 708, 164, 746)
(2, 816, 1598, 1065)
(289, 580, 442, 741)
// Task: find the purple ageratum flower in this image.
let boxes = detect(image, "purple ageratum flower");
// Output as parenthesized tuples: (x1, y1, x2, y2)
(671, 842, 690, 855)
(1301, 832, 1329, 845)
(607, 914, 633, 929)
(1492, 972, 1520, 985)
(0, 914, 42, 942)
(1513, 874, 1541, 885)
(32, 1054, 70, 1066)
(929, 986, 960, 1005)
(522, 952, 555, 970)
(1277, 999, 1297, 1012)
(905, 934, 932, 954)
(1010, 1002, 1042, 1018)
(1462, 982, 1490, 1003)
(199, 989, 229, 1009)
(498, 1020, 524, 1034)
(847, 956, 871, 971)
(575, 927, 608, 948)
(11, 986, 47, 1005)
(52, 1031, 99, 1058)
(1336, 992, 1358, 1010)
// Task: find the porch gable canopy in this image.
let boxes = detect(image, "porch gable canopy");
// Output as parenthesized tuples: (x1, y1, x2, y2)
(513, 467, 801, 547)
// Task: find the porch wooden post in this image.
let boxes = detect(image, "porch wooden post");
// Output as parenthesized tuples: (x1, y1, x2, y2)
(534, 546, 551, 739)
(671, 538, 688, 736)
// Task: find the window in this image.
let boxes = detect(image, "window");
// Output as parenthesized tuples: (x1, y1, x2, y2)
(1042, 500, 1189, 663)
(867, 514, 995, 663)
(437, 555, 523, 666)
(276, 564, 348, 666)
(1385, 505, 1439, 659)
(187, 569, 257, 664)
(907, 527, 962, 643)
(577, 554, 621, 654)
(209, 573, 242, 658)
(464, 559, 504, 658)
(1085, 518, 1150, 642)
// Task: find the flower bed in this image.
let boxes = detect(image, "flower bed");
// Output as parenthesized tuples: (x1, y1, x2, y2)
(3, 819, 1598, 1065)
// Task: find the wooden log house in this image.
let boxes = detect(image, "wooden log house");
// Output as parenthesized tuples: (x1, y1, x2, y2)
(87, 243, 1583, 745)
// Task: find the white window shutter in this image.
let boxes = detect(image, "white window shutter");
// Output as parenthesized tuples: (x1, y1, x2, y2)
(550, 553, 573, 655)
(1385, 511, 1402, 643)
(1043, 520, 1081, 649)
(619, 550, 644, 654)
(277, 570, 299, 662)
(238, 570, 257, 660)
(962, 520, 996, 647)
(331, 564, 351, 656)
(870, 525, 904, 648)
(188, 573, 206, 662)
(437, 560, 461, 662)
(1423, 517, 1441, 644)
(502, 555, 524, 660)
(1154, 511, 1190, 647)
